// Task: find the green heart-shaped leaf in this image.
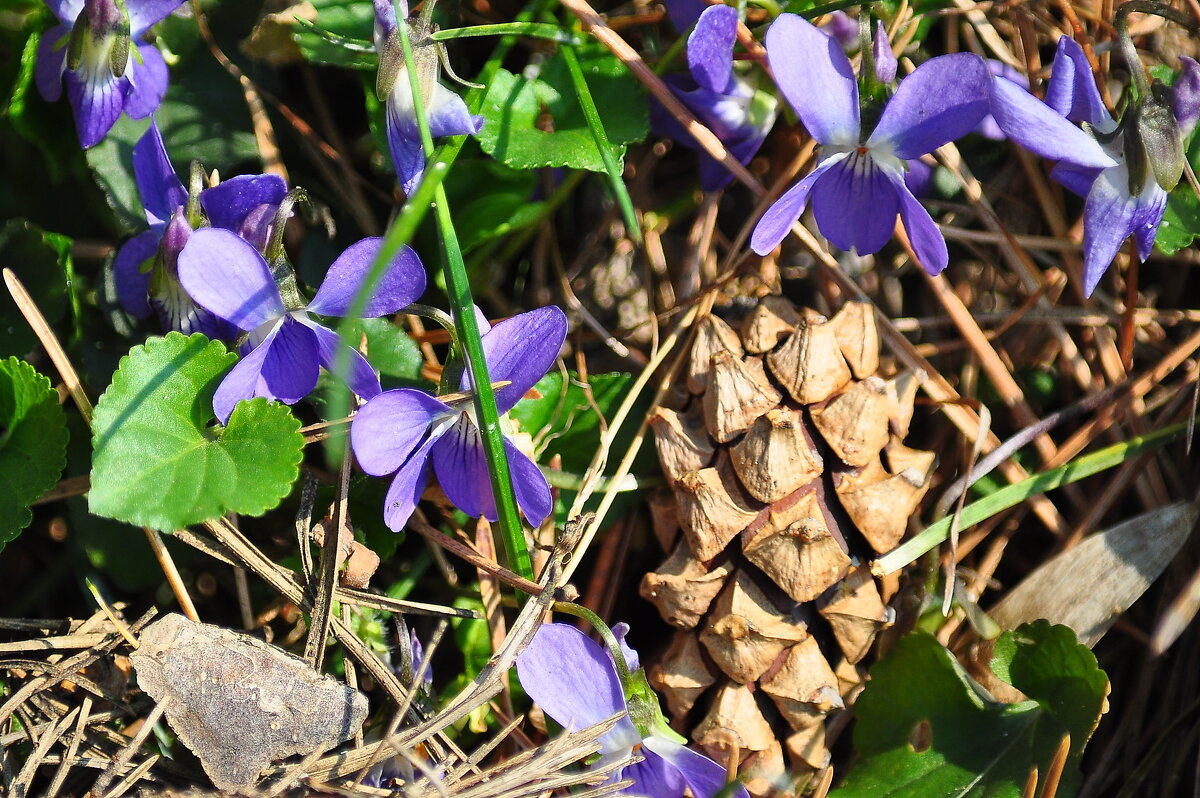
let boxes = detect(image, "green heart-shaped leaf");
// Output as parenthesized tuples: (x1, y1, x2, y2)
(90, 332, 304, 531)
(0, 357, 69, 548)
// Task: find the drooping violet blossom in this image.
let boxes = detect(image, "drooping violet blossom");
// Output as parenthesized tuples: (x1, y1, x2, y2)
(35, 0, 182, 148)
(650, 3, 777, 191)
(113, 120, 287, 339)
(750, 14, 992, 273)
(177, 228, 426, 422)
(350, 306, 566, 531)
(517, 623, 749, 798)
(372, 0, 483, 195)
(987, 36, 1198, 295)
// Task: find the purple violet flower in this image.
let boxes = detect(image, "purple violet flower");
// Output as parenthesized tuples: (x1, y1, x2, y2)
(986, 36, 1199, 295)
(35, 0, 181, 148)
(372, 0, 483, 196)
(350, 306, 566, 531)
(651, 3, 777, 191)
(750, 14, 992, 273)
(113, 120, 287, 339)
(177, 228, 426, 422)
(516, 623, 749, 798)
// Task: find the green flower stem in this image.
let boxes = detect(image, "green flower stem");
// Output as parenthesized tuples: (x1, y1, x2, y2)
(550, 601, 631, 684)
(560, 45, 642, 245)
(432, 22, 580, 44)
(873, 421, 1187, 576)
(394, 1, 533, 588)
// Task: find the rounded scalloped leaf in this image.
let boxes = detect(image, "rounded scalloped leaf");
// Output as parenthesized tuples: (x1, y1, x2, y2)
(89, 332, 304, 531)
(0, 357, 69, 549)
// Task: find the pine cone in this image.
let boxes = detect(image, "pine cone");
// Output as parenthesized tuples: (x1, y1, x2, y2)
(641, 296, 934, 794)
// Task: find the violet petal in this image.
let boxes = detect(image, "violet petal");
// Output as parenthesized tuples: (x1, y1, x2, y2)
(428, 83, 484, 139)
(515, 623, 638, 750)
(664, 0, 708, 33)
(1081, 165, 1146, 297)
(504, 437, 552, 526)
(642, 736, 750, 798)
(895, 171, 950, 275)
(1045, 36, 1112, 130)
(867, 53, 989, 159)
(45, 0, 82, 25)
(303, 317, 384, 400)
(112, 229, 159, 318)
(431, 415, 496, 520)
(765, 14, 859, 145)
(127, 0, 185, 36)
(35, 25, 69, 103)
(307, 237, 426, 318)
(122, 44, 168, 119)
(201, 174, 288, 234)
(177, 228, 284, 331)
(351, 388, 450, 476)
(1049, 161, 1103, 198)
(1173, 56, 1200, 139)
(872, 21, 897, 84)
(132, 119, 186, 228)
(213, 316, 320, 422)
(810, 153, 900, 255)
(64, 67, 126, 148)
(749, 152, 847, 255)
(987, 73, 1115, 168)
(468, 306, 567, 414)
(386, 98, 427, 196)
(688, 5, 737, 95)
(381, 433, 439, 531)
(622, 752, 687, 797)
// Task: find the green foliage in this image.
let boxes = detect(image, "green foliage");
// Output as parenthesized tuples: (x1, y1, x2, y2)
(510, 371, 631, 474)
(346, 317, 425, 382)
(442, 159, 547, 253)
(0, 218, 70, 358)
(293, 17, 378, 70)
(832, 623, 1107, 798)
(0, 358, 69, 549)
(89, 333, 304, 531)
(479, 46, 649, 172)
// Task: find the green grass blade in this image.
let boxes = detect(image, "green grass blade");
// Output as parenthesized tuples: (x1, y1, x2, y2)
(433, 23, 579, 44)
(560, 45, 642, 245)
(394, 1, 534, 587)
(873, 421, 1188, 576)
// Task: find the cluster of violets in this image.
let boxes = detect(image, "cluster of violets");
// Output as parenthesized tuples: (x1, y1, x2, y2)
(35, 3, 1200, 794)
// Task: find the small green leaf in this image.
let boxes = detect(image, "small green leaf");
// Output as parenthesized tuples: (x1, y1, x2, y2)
(347, 317, 424, 381)
(509, 371, 632, 474)
(831, 623, 1108, 798)
(90, 332, 304, 531)
(442, 159, 546, 252)
(478, 46, 649, 172)
(0, 218, 70, 358)
(0, 357, 69, 548)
